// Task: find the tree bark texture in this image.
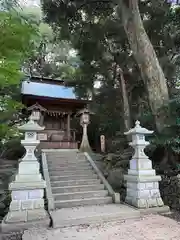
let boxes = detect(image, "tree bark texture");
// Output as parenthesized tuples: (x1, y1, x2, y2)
(116, 66, 131, 131)
(119, 0, 169, 132)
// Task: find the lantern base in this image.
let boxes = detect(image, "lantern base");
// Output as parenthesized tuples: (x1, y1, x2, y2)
(79, 139, 92, 153)
(1, 210, 50, 233)
(124, 175, 164, 209)
(3, 182, 48, 231)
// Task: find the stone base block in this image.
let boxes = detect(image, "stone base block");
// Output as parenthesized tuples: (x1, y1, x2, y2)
(140, 205, 170, 215)
(1, 215, 50, 234)
(124, 174, 164, 209)
(9, 181, 46, 190)
(4, 209, 47, 224)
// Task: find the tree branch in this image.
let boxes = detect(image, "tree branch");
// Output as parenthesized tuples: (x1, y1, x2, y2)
(77, 0, 112, 11)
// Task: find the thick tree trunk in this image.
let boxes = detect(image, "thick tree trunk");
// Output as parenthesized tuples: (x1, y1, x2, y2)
(118, 0, 169, 132)
(116, 66, 131, 131)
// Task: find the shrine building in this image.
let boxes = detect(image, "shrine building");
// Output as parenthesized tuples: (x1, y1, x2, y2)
(21, 76, 89, 149)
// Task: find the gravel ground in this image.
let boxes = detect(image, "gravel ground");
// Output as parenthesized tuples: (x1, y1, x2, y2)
(23, 214, 180, 240)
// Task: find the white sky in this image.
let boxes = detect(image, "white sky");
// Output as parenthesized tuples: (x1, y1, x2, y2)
(19, 0, 40, 7)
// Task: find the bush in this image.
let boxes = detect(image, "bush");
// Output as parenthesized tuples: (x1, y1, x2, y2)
(0, 138, 25, 160)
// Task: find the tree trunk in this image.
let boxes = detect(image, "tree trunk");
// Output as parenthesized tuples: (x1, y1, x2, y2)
(118, 0, 169, 132)
(116, 66, 131, 131)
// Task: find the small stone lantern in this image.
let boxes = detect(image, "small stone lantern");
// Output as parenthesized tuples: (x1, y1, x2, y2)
(124, 120, 165, 209)
(2, 114, 48, 228)
(76, 108, 94, 152)
(27, 103, 47, 125)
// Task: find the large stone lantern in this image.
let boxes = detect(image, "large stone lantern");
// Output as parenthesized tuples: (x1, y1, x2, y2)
(124, 120, 165, 209)
(2, 114, 48, 230)
(77, 108, 94, 152)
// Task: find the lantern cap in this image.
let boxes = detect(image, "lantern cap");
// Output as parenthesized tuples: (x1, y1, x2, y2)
(18, 116, 45, 132)
(76, 107, 94, 117)
(124, 120, 154, 135)
(27, 102, 47, 112)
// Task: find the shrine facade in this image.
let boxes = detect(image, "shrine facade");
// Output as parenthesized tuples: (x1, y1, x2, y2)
(21, 76, 88, 149)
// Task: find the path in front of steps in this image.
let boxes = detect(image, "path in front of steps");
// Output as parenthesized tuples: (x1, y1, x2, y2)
(23, 214, 180, 240)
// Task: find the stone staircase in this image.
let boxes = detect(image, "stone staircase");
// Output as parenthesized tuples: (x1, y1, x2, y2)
(45, 151, 113, 209)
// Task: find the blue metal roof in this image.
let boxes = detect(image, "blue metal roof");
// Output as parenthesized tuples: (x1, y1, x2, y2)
(21, 80, 76, 99)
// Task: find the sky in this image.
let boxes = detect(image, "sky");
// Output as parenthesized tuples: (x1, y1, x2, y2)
(19, 0, 40, 7)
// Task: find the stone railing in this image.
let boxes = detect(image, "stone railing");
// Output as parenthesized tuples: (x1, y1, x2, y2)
(41, 151, 55, 211)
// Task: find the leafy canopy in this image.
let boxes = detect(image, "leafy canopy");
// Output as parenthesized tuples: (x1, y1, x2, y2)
(0, 9, 37, 140)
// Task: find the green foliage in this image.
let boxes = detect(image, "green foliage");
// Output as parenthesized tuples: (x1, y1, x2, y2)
(19, 5, 80, 81)
(1, 137, 25, 160)
(0, 11, 37, 85)
(0, 9, 38, 142)
(40, 0, 180, 165)
(149, 98, 180, 154)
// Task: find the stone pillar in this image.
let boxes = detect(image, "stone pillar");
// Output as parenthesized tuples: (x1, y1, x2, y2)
(77, 108, 93, 152)
(124, 120, 164, 209)
(39, 113, 44, 126)
(2, 114, 48, 229)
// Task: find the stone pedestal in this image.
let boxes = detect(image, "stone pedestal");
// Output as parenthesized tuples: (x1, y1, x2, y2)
(80, 123, 92, 152)
(2, 115, 49, 232)
(124, 120, 164, 209)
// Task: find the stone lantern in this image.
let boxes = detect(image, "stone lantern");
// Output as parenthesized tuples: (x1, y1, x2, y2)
(27, 103, 47, 125)
(77, 108, 94, 152)
(124, 120, 165, 209)
(2, 114, 48, 230)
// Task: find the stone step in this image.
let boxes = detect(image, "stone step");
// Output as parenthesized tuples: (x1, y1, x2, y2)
(50, 174, 98, 181)
(0, 169, 14, 174)
(0, 161, 17, 166)
(47, 152, 79, 155)
(52, 184, 105, 194)
(54, 196, 113, 208)
(47, 152, 84, 156)
(49, 169, 94, 176)
(53, 190, 109, 201)
(51, 179, 101, 187)
(51, 204, 140, 228)
(0, 165, 15, 171)
(47, 162, 91, 168)
(48, 165, 92, 171)
(47, 162, 88, 167)
(47, 155, 85, 159)
(47, 158, 87, 164)
(48, 156, 87, 161)
(47, 155, 80, 159)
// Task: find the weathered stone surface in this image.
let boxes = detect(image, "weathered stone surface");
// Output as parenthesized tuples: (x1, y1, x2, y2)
(2, 231, 23, 240)
(9, 201, 21, 211)
(5, 210, 27, 223)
